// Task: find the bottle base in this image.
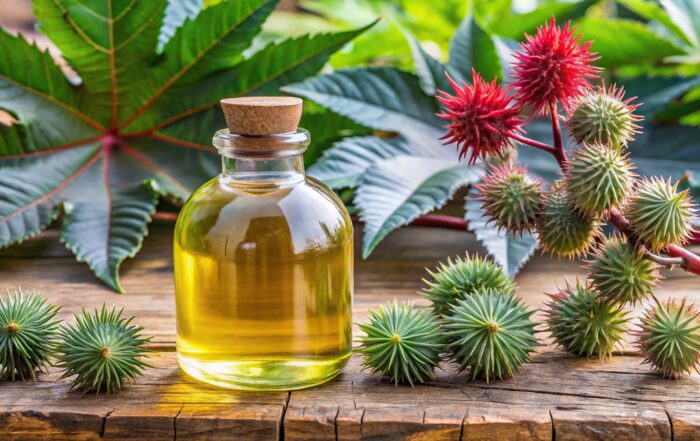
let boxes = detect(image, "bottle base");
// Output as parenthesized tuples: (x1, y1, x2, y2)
(177, 352, 351, 391)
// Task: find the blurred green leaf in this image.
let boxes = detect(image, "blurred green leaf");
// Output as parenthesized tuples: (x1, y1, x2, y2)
(621, 75, 700, 119)
(576, 18, 684, 67)
(660, 0, 700, 47)
(448, 10, 503, 82)
(490, 0, 597, 39)
(615, 0, 691, 45)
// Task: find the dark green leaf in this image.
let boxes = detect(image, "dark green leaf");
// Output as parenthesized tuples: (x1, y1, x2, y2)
(283, 67, 443, 147)
(300, 111, 371, 167)
(355, 156, 482, 258)
(309, 135, 456, 189)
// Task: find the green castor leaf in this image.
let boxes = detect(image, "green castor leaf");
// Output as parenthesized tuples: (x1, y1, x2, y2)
(536, 185, 600, 259)
(0, 288, 61, 380)
(636, 298, 700, 379)
(444, 289, 537, 382)
(357, 301, 444, 385)
(421, 254, 516, 317)
(475, 164, 544, 236)
(566, 83, 642, 147)
(544, 279, 628, 359)
(625, 177, 696, 251)
(564, 144, 634, 215)
(588, 235, 659, 306)
(56, 305, 152, 394)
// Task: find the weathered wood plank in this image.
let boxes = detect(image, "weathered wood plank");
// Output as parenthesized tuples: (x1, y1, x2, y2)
(550, 408, 672, 441)
(1, 225, 699, 439)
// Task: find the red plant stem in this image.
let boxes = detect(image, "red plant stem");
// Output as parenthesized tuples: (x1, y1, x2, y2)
(408, 214, 468, 230)
(510, 133, 558, 155)
(549, 103, 568, 168)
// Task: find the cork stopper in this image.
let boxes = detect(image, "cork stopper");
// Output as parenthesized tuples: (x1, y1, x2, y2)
(220, 96, 303, 136)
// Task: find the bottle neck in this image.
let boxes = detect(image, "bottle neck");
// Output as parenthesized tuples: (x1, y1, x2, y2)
(220, 154, 305, 186)
(213, 128, 309, 187)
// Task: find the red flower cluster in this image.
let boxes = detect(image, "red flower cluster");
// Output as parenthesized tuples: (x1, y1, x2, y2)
(513, 17, 599, 115)
(436, 71, 524, 164)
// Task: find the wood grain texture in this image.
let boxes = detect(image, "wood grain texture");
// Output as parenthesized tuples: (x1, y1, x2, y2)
(1, 223, 699, 440)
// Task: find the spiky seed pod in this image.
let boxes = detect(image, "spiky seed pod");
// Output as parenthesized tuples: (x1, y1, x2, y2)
(436, 70, 524, 164)
(625, 177, 697, 251)
(444, 289, 537, 382)
(588, 235, 659, 306)
(567, 82, 642, 147)
(56, 305, 152, 394)
(544, 279, 628, 358)
(0, 289, 60, 380)
(636, 299, 700, 379)
(513, 17, 600, 115)
(357, 301, 444, 385)
(535, 185, 600, 259)
(421, 254, 516, 317)
(475, 164, 544, 236)
(564, 144, 634, 215)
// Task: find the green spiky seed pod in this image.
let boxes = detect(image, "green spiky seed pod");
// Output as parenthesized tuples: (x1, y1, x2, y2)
(357, 301, 444, 385)
(56, 305, 152, 394)
(544, 279, 628, 358)
(625, 177, 696, 251)
(636, 299, 700, 379)
(536, 185, 600, 259)
(588, 235, 659, 306)
(444, 289, 537, 382)
(475, 164, 544, 236)
(565, 144, 634, 215)
(0, 289, 60, 380)
(421, 254, 515, 316)
(567, 83, 642, 147)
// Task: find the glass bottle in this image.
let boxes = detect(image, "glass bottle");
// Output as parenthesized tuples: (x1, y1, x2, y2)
(173, 97, 353, 390)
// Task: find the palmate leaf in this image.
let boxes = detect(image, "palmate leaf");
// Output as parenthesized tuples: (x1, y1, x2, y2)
(0, 0, 371, 291)
(356, 157, 482, 258)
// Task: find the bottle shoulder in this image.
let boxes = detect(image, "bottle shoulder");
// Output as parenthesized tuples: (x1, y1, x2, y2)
(175, 176, 352, 256)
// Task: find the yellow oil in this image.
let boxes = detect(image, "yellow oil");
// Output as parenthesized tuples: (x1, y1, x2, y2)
(174, 176, 353, 390)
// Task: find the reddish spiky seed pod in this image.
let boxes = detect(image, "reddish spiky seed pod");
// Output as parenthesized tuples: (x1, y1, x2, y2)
(513, 17, 600, 115)
(436, 70, 524, 164)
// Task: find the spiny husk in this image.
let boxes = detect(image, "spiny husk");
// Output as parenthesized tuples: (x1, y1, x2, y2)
(625, 177, 696, 251)
(636, 298, 700, 379)
(536, 184, 601, 259)
(476, 164, 544, 236)
(357, 301, 444, 385)
(567, 82, 642, 147)
(0, 288, 60, 380)
(56, 305, 152, 394)
(544, 279, 628, 358)
(565, 144, 634, 215)
(444, 289, 537, 382)
(421, 254, 516, 317)
(588, 235, 659, 306)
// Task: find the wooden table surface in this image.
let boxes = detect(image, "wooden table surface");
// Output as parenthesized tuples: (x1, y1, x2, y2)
(1, 222, 699, 441)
